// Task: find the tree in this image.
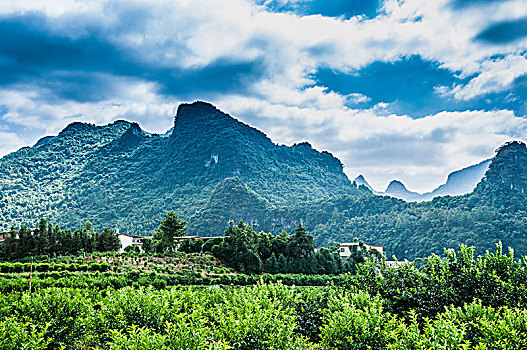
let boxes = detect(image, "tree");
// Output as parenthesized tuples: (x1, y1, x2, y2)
(289, 224, 315, 260)
(211, 221, 262, 274)
(265, 253, 278, 273)
(154, 211, 187, 253)
(277, 253, 288, 273)
(141, 238, 154, 254)
(100, 228, 120, 252)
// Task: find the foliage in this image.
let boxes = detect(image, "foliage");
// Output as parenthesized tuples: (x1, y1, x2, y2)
(153, 211, 187, 253)
(0, 318, 49, 350)
(320, 291, 398, 350)
(349, 243, 527, 320)
(0, 219, 120, 261)
(2, 278, 527, 349)
(0, 102, 356, 239)
(211, 221, 344, 275)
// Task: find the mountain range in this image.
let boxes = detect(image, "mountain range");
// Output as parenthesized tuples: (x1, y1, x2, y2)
(355, 159, 492, 202)
(1, 101, 526, 260)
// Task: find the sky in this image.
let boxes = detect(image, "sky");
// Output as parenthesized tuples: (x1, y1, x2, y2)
(1, 0, 527, 193)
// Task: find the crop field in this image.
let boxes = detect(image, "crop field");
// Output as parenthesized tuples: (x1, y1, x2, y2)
(1, 245, 527, 349)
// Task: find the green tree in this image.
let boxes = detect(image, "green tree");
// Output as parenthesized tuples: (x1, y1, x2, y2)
(154, 211, 187, 253)
(264, 252, 278, 273)
(277, 253, 288, 273)
(141, 238, 154, 254)
(289, 224, 315, 260)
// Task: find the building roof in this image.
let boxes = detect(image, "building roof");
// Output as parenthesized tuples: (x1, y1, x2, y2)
(340, 242, 384, 248)
(118, 233, 147, 238)
(176, 235, 224, 240)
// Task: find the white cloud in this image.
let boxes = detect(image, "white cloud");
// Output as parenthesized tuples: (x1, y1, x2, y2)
(0, 131, 26, 156)
(1, 0, 527, 191)
(446, 55, 527, 100)
(0, 81, 178, 140)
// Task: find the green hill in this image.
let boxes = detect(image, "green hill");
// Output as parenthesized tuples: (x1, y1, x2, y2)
(1, 101, 527, 260)
(0, 101, 357, 235)
(288, 141, 527, 259)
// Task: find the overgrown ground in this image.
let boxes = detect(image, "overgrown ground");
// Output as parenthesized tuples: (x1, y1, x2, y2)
(2, 245, 527, 349)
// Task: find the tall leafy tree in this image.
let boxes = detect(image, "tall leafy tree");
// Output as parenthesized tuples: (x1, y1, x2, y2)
(154, 211, 187, 253)
(289, 224, 315, 260)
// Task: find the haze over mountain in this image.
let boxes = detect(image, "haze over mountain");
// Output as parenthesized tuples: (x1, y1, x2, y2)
(358, 158, 493, 202)
(1, 102, 526, 259)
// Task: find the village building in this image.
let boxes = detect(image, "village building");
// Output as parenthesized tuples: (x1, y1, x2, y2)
(118, 233, 148, 253)
(118, 233, 223, 252)
(339, 242, 384, 261)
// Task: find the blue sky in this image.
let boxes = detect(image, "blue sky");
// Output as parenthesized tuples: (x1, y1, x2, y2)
(0, 0, 527, 192)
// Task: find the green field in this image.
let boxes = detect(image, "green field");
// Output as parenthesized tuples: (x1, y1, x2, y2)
(2, 244, 527, 349)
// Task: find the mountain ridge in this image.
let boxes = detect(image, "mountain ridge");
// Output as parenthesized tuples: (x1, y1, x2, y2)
(0, 101, 357, 235)
(1, 102, 526, 259)
(358, 158, 493, 202)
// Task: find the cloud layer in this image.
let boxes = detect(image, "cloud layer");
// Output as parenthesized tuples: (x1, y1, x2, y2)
(0, 0, 526, 192)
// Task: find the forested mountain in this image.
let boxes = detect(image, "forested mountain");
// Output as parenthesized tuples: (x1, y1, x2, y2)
(1, 101, 526, 260)
(291, 141, 527, 259)
(0, 101, 357, 235)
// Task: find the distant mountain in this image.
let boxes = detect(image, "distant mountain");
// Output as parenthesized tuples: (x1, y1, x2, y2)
(422, 159, 491, 200)
(384, 180, 423, 201)
(360, 158, 492, 202)
(353, 175, 373, 191)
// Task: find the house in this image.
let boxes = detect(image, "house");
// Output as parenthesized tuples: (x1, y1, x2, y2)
(118, 233, 150, 253)
(339, 242, 384, 261)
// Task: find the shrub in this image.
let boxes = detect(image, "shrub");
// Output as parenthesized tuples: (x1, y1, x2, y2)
(320, 291, 398, 350)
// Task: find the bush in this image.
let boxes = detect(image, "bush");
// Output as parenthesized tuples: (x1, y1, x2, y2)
(320, 291, 398, 350)
(0, 318, 49, 350)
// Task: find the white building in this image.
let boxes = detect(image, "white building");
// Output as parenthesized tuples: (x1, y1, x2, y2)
(118, 233, 147, 253)
(339, 242, 384, 261)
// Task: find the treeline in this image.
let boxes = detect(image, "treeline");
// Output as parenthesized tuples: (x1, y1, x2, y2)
(136, 211, 360, 275)
(0, 212, 374, 278)
(210, 221, 350, 274)
(0, 219, 120, 260)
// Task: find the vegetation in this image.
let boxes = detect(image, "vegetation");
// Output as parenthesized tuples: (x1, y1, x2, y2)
(287, 141, 527, 259)
(153, 211, 187, 253)
(0, 101, 356, 238)
(1, 245, 527, 349)
(211, 221, 345, 274)
(1, 101, 527, 261)
(0, 219, 120, 260)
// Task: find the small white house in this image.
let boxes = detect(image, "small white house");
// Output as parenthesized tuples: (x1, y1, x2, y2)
(339, 242, 384, 261)
(118, 233, 147, 253)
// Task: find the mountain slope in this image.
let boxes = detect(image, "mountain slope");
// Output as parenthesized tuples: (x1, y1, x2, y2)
(0, 101, 357, 235)
(384, 180, 423, 201)
(1, 101, 526, 260)
(298, 141, 527, 259)
(423, 159, 491, 200)
(353, 175, 373, 191)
